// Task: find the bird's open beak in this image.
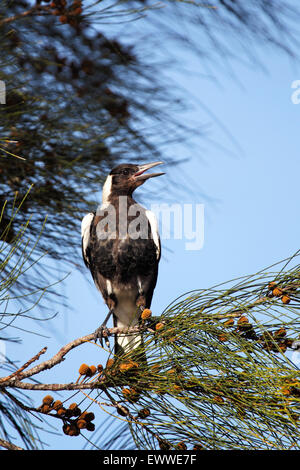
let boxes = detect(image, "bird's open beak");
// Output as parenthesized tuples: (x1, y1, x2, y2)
(134, 161, 165, 181)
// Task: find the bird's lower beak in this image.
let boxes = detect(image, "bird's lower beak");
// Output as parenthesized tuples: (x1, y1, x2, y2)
(134, 161, 165, 181)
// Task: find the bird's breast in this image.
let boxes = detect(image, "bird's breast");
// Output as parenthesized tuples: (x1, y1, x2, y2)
(89, 230, 157, 282)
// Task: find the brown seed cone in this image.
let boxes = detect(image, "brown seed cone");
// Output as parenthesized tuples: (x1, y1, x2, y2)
(73, 407, 81, 417)
(117, 406, 129, 417)
(41, 404, 51, 414)
(86, 422, 95, 432)
(193, 444, 204, 450)
(79, 411, 88, 420)
(53, 400, 63, 410)
(42, 395, 54, 405)
(84, 412, 95, 422)
(176, 442, 187, 450)
(63, 424, 71, 435)
(158, 439, 171, 450)
(282, 295, 291, 304)
(137, 408, 150, 419)
(273, 287, 283, 297)
(64, 409, 74, 418)
(69, 403, 78, 411)
(274, 328, 287, 338)
(268, 281, 277, 290)
(278, 342, 287, 353)
(119, 361, 139, 372)
(68, 424, 80, 436)
(281, 386, 291, 396)
(214, 395, 224, 404)
(106, 358, 114, 369)
(76, 419, 87, 429)
(218, 333, 227, 342)
(72, 7, 82, 15)
(78, 363, 90, 375)
(141, 308, 152, 320)
(57, 407, 66, 416)
(86, 365, 97, 376)
(122, 387, 140, 403)
(237, 316, 249, 325)
(284, 338, 294, 348)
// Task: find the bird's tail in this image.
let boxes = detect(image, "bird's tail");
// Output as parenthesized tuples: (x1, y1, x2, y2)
(113, 315, 147, 366)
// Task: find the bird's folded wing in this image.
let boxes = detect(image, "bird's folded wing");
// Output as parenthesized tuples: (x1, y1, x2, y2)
(145, 209, 161, 261)
(81, 212, 94, 268)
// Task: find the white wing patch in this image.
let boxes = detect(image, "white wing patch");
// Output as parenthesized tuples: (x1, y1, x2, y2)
(81, 212, 94, 264)
(106, 279, 112, 296)
(102, 174, 112, 205)
(145, 210, 161, 260)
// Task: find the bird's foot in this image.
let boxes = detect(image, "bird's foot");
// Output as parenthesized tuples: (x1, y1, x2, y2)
(94, 309, 113, 348)
(94, 325, 110, 348)
(136, 295, 146, 310)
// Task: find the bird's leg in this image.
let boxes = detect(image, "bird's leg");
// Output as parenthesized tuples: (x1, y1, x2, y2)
(94, 296, 116, 348)
(136, 294, 146, 314)
(94, 306, 114, 348)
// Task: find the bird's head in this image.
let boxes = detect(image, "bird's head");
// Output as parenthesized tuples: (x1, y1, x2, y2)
(102, 161, 164, 202)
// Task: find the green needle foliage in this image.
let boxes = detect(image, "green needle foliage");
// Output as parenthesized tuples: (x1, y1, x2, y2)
(0, 194, 57, 449)
(0, 0, 188, 305)
(89, 253, 300, 450)
(0, 189, 56, 316)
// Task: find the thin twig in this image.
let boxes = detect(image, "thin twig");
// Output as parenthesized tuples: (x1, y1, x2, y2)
(0, 438, 23, 450)
(212, 296, 272, 319)
(0, 5, 50, 26)
(0, 347, 47, 384)
(103, 388, 169, 447)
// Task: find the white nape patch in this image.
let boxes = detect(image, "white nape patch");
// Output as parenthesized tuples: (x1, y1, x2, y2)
(81, 212, 94, 254)
(145, 210, 160, 260)
(102, 174, 112, 205)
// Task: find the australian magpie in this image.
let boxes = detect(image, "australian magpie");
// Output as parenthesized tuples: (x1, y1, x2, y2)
(81, 162, 164, 359)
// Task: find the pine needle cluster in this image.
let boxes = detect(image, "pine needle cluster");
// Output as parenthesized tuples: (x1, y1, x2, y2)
(90, 253, 300, 450)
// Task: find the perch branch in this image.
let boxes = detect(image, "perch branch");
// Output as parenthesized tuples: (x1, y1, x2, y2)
(0, 325, 151, 391)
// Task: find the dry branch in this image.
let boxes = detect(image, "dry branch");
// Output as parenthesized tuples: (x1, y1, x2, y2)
(0, 5, 50, 26)
(0, 324, 151, 391)
(0, 438, 23, 450)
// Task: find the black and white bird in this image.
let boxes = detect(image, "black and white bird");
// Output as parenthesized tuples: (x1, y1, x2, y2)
(81, 161, 164, 359)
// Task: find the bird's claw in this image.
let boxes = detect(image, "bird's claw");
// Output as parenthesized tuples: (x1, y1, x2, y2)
(94, 325, 110, 348)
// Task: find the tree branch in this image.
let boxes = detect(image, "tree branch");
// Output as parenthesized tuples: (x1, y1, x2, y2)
(2, 379, 101, 391)
(0, 324, 152, 391)
(0, 347, 47, 384)
(16, 325, 147, 381)
(0, 5, 50, 27)
(0, 438, 23, 450)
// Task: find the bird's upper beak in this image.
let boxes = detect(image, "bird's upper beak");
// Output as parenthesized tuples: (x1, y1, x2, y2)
(133, 161, 165, 181)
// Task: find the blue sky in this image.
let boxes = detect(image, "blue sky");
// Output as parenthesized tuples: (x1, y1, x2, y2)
(5, 13, 300, 449)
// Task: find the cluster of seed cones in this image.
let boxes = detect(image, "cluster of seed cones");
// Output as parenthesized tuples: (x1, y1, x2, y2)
(39, 395, 95, 437)
(39, 0, 83, 26)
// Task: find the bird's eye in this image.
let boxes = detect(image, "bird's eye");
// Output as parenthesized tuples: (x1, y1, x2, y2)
(121, 169, 129, 176)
